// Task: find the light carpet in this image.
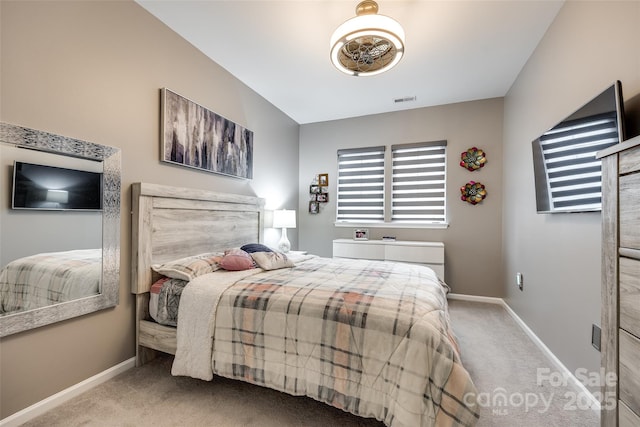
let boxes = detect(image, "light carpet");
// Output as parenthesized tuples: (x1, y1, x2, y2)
(21, 300, 600, 426)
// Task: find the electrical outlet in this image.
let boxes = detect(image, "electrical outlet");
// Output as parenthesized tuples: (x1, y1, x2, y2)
(516, 272, 523, 291)
(592, 324, 601, 351)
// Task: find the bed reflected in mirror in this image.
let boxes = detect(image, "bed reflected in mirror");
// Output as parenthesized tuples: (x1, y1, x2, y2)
(0, 122, 120, 337)
(1, 148, 103, 315)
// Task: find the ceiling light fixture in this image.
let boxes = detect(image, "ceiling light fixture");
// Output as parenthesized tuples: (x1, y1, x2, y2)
(330, 0, 405, 77)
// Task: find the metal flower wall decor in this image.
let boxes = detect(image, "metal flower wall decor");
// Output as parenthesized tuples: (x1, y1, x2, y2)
(460, 147, 487, 171)
(460, 181, 487, 205)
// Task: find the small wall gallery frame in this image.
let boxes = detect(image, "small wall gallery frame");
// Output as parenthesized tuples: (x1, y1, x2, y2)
(161, 88, 254, 179)
(309, 173, 329, 214)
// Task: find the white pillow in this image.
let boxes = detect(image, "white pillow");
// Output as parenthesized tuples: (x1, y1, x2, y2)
(250, 251, 294, 271)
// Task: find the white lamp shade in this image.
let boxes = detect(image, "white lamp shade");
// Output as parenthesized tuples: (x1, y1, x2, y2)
(273, 209, 296, 229)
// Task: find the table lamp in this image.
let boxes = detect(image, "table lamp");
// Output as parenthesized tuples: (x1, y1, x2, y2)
(272, 209, 296, 253)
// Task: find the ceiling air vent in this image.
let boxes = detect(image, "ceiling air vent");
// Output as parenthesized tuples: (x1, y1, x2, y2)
(394, 96, 416, 104)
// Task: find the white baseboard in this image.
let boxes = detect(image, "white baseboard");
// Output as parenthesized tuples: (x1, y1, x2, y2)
(448, 293, 601, 412)
(447, 293, 503, 304)
(0, 357, 135, 427)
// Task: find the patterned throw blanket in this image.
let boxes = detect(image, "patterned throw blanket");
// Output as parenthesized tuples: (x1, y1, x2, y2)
(173, 256, 479, 427)
(0, 249, 101, 313)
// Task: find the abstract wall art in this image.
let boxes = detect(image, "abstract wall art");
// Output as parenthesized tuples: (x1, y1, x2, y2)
(161, 88, 253, 179)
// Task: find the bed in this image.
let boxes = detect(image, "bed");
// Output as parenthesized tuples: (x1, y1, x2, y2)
(131, 182, 479, 427)
(0, 248, 101, 314)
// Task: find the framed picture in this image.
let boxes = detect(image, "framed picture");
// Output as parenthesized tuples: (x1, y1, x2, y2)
(161, 88, 253, 179)
(316, 193, 328, 203)
(320, 186, 329, 194)
(353, 228, 369, 240)
(309, 201, 320, 214)
(309, 194, 317, 201)
(318, 173, 329, 187)
(310, 185, 320, 194)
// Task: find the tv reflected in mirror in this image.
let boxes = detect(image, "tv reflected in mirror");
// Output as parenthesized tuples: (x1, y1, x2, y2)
(532, 81, 626, 213)
(12, 161, 103, 211)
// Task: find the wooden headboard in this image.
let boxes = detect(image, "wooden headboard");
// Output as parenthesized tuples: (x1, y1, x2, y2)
(131, 182, 265, 295)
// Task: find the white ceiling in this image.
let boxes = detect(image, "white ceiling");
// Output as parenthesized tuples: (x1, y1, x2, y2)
(137, 0, 564, 124)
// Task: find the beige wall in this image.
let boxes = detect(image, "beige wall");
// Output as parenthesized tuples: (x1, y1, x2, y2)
(299, 98, 504, 297)
(4, 0, 639, 420)
(503, 0, 640, 390)
(0, 0, 299, 418)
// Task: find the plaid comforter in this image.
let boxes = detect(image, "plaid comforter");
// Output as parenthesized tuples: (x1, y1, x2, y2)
(175, 256, 479, 427)
(0, 249, 101, 313)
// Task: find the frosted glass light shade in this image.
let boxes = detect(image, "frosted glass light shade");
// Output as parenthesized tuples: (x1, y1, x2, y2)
(330, 1, 405, 76)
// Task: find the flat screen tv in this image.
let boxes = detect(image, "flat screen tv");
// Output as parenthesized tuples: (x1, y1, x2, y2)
(532, 81, 626, 213)
(12, 161, 103, 211)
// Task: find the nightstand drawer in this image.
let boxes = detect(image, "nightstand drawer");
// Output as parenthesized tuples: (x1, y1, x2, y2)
(620, 257, 640, 339)
(619, 329, 640, 416)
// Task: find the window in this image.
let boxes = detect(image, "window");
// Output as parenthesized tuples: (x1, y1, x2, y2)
(336, 146, 385, 222)
(336, 141, 447, 224)
(391, 141, 447, 223)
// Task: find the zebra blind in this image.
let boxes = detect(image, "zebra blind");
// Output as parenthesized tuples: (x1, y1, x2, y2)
(336, 146, 385, 222)
(539, 112, 619, 211)
(391, 141, 447, 223)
